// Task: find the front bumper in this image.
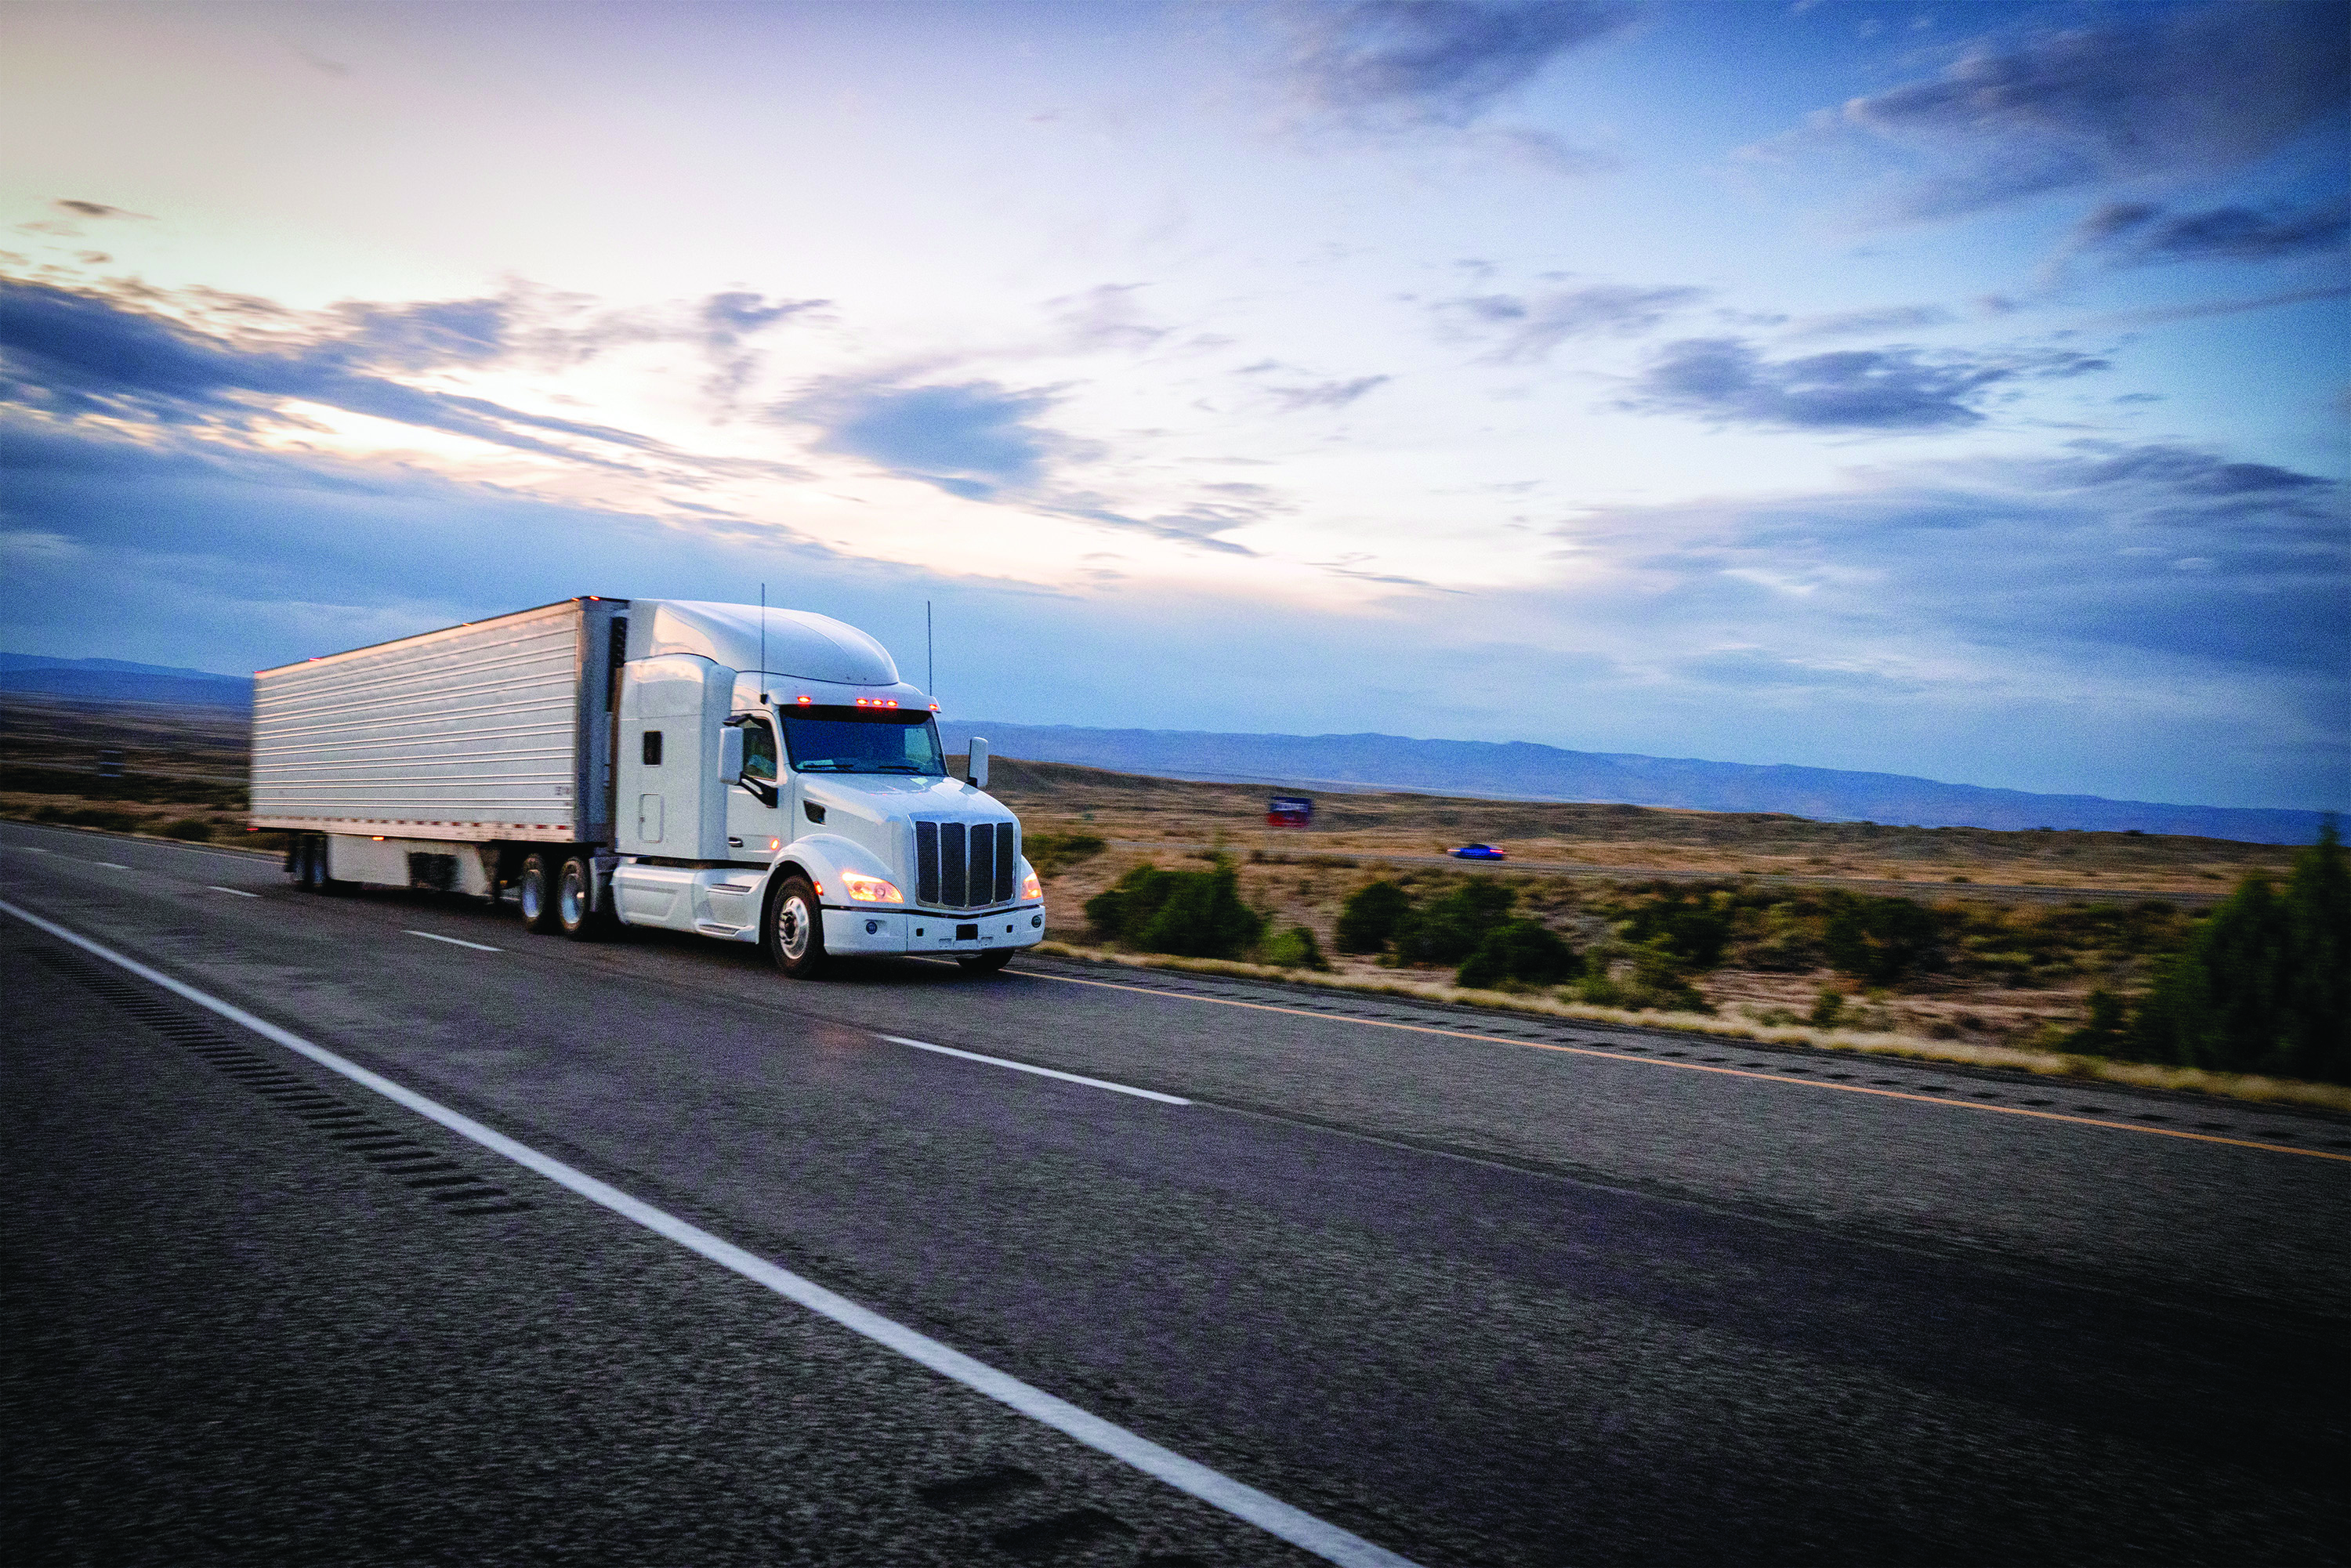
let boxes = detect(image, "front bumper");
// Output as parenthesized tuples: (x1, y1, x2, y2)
(822, 904, 1047, 955)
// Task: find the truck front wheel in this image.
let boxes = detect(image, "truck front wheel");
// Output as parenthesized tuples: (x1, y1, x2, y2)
(766, 875, 828, 980)
(517, 851, 562, 934)
(556, 853, 614, 940)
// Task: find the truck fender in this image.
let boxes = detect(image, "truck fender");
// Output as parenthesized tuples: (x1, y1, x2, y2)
(762, 833, 901, 925)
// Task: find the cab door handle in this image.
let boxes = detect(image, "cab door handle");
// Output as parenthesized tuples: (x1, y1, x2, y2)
(727, 836, 744, 848)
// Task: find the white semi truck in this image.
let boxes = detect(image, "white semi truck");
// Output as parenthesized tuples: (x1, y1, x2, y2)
(249, 597, 1043, 978)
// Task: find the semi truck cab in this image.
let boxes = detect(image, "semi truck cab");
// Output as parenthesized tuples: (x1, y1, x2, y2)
(603, 599, 1042, 976)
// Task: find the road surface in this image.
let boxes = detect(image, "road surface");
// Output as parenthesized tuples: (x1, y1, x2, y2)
(4, 820, 2344, 1566)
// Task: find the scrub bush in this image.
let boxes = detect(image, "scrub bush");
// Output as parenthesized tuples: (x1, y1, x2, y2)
(1025, 831, 1107, 875)
(1618, 889, 1734, 969)
(1263, 925, 1329, 969)
(1084, 859, 1265, 959)
(1335, 880, 1414, 953)
(1822, 893, 1942, 985)
(2126, 823, 2349, 1081)
(1456, 920, 1579, 990)
(161, 817, 215, 842)
(1393, 880, 1516, 965)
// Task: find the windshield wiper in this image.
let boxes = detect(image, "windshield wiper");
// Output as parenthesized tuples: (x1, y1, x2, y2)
(870, 762, 923, 773)
(797, 760, 851, 771)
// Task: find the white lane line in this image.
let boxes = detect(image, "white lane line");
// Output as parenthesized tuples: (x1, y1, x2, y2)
(205, 885, 260, 898)
(879, 1035, 1191, 1106)
(405, 929, 503, 953)
(0, 898, 1407, 1568)
(20, 846, 47, 853)
(91, 862, 129, 870)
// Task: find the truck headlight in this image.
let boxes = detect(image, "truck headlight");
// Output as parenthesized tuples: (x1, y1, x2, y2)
(841, 871, 903, 904)
(1021, 870, 1041, 899)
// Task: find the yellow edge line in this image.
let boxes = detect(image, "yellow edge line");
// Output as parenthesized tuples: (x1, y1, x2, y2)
(1024, 969, 2351, 1164)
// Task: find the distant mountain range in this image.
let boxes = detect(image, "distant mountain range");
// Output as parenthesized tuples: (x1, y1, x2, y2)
(0, 653, 252, 709)
(2, 655, 2324, 844)
(938, 721, 2332, 846)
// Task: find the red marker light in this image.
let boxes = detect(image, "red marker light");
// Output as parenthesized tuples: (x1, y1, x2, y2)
(929, 703, 940, 712)
(797, 694, 812, 704)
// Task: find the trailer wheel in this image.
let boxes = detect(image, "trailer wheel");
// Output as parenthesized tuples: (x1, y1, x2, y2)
(297, 836, 344, 894)
(766, 874, 828, 980)
(556, 853, 614, 940)
(517, 851, 562, 934)
(957, 949, 1013, 975)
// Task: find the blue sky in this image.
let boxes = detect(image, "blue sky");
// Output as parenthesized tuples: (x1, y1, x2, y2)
(1, 0, 2344, 809)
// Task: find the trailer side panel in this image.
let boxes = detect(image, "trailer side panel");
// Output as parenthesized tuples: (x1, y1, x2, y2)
(251, 599, 621, 844)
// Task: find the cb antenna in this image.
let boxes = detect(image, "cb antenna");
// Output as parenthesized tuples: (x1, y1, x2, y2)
(759, 582, 767, 704)
(926, 599, 933, 697)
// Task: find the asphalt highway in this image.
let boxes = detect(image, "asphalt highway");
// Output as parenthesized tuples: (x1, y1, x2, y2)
(4, 819, 2346, 1566)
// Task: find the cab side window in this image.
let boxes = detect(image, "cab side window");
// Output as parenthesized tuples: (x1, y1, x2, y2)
(741, 718, 778, 784)
(642, 731, 663, 766)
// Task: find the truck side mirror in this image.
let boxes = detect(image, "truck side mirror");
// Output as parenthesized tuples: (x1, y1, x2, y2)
(967, 737, 990, 789)
(719, 724, 745, 783)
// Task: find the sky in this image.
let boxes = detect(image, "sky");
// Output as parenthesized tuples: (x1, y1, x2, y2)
(0, 0, 2345, 811)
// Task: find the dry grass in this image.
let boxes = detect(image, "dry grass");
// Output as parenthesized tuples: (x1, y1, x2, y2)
(1031, 941, 2351, 1114)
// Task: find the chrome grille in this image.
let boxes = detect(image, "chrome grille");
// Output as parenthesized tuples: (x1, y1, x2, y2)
(914, 819, 1016, 909)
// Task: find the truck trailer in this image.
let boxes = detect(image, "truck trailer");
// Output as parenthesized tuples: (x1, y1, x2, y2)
(249, 597, 1044, 978)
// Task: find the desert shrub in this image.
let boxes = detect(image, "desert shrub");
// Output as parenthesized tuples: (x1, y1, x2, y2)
(2065, 989, 2128, 1053)
(1025, 831, 1106, 875)
(60, 806, 137, 831)
(1823, 894, 1942, 985)
(1808, 989, 1846, 1028)
(1083, 859, 1263, 959)
(1456, 920, 1578, 990)
(161, 817, 215, 842)
(2125, 823, 2349, 1081)
(1335, 880, 1414, 953)
(1262, 925, 1328, 969)
(1393, 879, 1515, 965)
(1619, 889, 1735, 969)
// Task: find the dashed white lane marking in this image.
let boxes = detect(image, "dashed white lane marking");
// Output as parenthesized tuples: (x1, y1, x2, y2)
(91, 862, 129, 870)
(205, 885, 259, 898)
(0, 898, 1411, 1568)
(20, 846, 47, 853)
(879, 1034, 1190, 1105)
(405, 929, 503, 953)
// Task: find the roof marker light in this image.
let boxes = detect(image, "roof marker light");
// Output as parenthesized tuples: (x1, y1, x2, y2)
(797, 694, 812, 704)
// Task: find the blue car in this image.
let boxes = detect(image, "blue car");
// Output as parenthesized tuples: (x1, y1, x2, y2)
(1448, 843, 1506, 860)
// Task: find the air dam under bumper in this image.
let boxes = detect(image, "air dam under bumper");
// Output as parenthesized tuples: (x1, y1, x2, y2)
(822, 905, 1046, 956)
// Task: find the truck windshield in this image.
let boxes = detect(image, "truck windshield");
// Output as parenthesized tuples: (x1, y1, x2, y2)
(779, 707, 947, 776)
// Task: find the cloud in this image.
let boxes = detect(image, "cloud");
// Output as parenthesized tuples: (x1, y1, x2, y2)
(54, 200, 147, 221)
(1045, 284, 1169, 354)
(0, 277, 690, 465)
(2064, 196, 2351, 267)
(1797, 5, 2351, 219)
(1436, 282, 1708, 360)
(1285, 0, 1632, 129)
(1778, 304, 1954, 341)
(696, 290, 826, 402)
(783, 376, 1068, 500)
(1545, 440, 2347, 683)
(1621, 336, 2106, 430)
(700, 291, 824, 349)
(1266, 374, 1390, 410)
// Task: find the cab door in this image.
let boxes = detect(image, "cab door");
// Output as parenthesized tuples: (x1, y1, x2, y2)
(724, 712, 784, 861)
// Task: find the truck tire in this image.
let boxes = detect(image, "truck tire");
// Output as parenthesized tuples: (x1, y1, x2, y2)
(957, 949, 1013, 975)
(517, 851, 562, 935)
(297, 835, 344, 894)
(766, 874, 828, 980)
(556, 853, 614, 941)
